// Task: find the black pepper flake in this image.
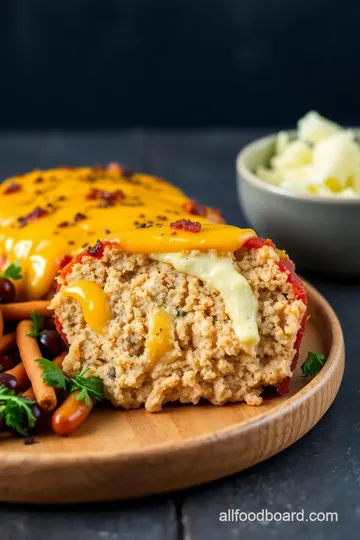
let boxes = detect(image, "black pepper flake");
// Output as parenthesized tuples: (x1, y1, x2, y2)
(58, 196, 67, 201)
(68, 240, 75, 245)
(104, 229, 111, 234)
(157, 215, 168, 221)
(57, 221, 69, 228)
(46, 202, 54, 208)
(107, 367, 116, 380)
(136, 223, 151, 229)
(74, 212, 87, 222)
(24, 436, 37, 445)
(139, 213, 145, 218)
(81, 242, 89, 248)
(34, 176, 44, 184)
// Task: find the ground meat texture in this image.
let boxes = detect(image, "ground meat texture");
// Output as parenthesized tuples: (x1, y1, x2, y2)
(51, 244, 307, 412)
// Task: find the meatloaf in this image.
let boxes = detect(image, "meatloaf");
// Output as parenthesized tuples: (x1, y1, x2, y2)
(0, 164, 307, 411)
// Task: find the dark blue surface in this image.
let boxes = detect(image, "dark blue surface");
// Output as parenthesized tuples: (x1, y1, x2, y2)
(0, 130, 358, 539)
(1, 0, 360, 128)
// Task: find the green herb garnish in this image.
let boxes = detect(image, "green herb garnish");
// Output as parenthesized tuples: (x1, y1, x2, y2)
(36, 358, 105, 405)
(26, 311, 45, 338)
(0, 261, 22, 281)
(0, 386, 36, 436)
(301, 351, 325, 377)
(36, 357, 68, 390)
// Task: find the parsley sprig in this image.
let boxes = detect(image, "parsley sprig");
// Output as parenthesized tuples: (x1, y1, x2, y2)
(26, 311, 45, 338)
(0, 386, 36, 436)
(0, 261, 22, 281)
(301, 351, 325, 377)
(36, 358, 105, 406)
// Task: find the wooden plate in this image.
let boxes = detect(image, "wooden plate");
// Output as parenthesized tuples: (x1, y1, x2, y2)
(0, 281, 344, 503)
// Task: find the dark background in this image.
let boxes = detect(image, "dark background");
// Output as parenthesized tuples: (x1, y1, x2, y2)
(0, 3, 359, 538)
(1, 0, 359, 130)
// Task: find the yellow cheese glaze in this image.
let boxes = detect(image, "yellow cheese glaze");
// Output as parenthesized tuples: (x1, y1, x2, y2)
(0, 166, 256, 300)
(152, 252, 259, 346)
(146, 308, 174, 366)
(62, 280, 111, 335)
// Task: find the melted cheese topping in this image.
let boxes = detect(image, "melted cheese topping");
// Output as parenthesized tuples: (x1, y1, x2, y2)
(0, 166, 256, 300)
(151, 252, 259, 346)
(145, 308, 174, 367)
(62, 280, 111, 335)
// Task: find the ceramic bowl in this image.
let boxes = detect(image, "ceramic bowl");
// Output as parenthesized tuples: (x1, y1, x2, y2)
(236, 133, 360, 275)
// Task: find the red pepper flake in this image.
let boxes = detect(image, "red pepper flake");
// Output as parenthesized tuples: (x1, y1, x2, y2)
(242, 237, 274, 251)
(86, 188, 125, 202)
(22, 206, 49, 225)
(4, 182, 21, 195)
(170, 219, 202, 233)
(87, 239, 103, 256)
(74, 212, 87, 222)
(183, 200, 207, 217)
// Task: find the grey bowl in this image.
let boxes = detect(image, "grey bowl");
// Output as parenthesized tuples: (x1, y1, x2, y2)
(236, 133, 360, 275)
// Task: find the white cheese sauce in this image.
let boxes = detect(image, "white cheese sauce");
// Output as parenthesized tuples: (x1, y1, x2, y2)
(151, 252, 259, 346)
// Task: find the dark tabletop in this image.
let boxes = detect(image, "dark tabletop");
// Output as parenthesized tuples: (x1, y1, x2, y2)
(0, 130, 359, 539)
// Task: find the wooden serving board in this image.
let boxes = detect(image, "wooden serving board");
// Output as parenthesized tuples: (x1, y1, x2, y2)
(0, 281, 344, 503)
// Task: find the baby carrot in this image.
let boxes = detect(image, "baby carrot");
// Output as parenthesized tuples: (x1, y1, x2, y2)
(51, 391, 93, 436)
(0, 332, 16, 355)
(0, 301, 53, 320)
(16, 320, 57, 411)
(0, 309, 3, 341)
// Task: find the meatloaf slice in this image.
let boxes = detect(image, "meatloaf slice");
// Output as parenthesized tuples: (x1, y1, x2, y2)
(51, 239, 307, 412)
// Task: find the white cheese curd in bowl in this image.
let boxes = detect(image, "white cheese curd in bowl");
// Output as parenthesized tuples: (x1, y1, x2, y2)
(255, 111, 360, 197)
